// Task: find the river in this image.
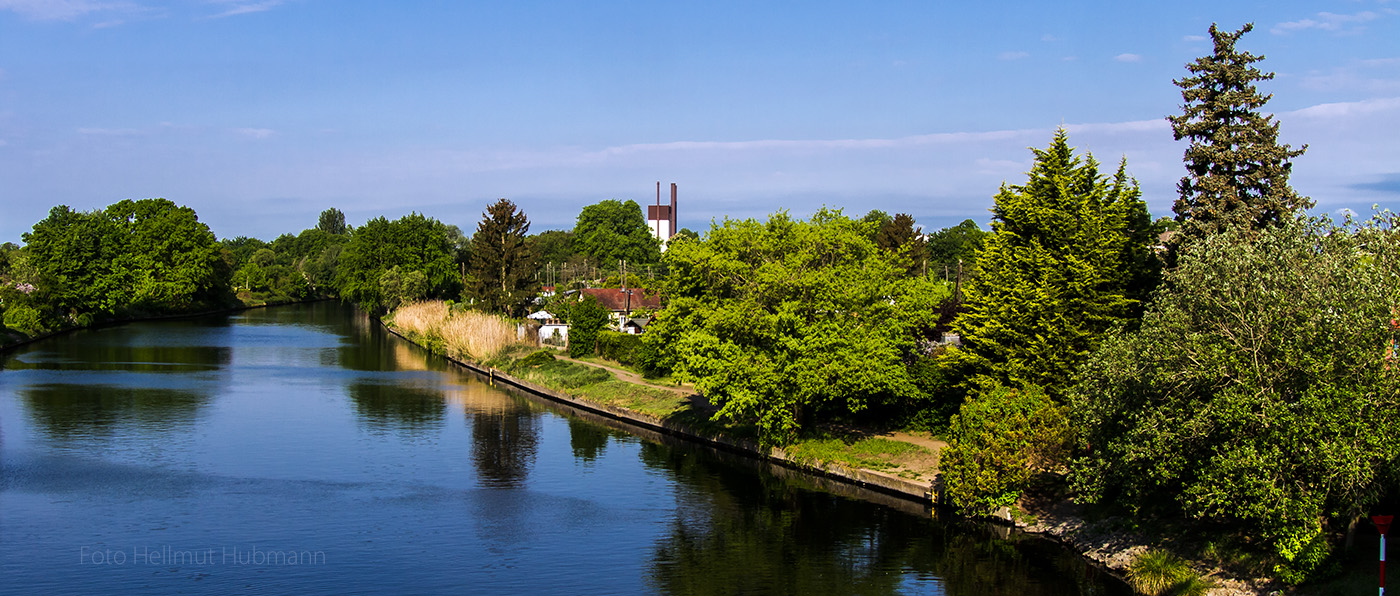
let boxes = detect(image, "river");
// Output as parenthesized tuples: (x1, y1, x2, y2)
(0, 302, 1130, 595)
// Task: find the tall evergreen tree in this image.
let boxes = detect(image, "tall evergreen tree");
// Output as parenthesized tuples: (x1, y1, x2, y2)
(317, 208, 348, 235)
(875, 213, 926, 275)
(1168, 23, 1309, 255)
(469, 199, 537, 316)
(947, 130, 1143, 397)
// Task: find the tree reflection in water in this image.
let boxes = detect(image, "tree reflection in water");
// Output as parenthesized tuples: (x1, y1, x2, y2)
(641, 442, 1130, 596)
(566, 416, 627, 464)
(19, 384, 210, 440)
(346, 380, 447, 435)
(470, 407, 541, 488)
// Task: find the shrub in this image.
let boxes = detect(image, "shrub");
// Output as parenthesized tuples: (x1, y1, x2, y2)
(940, 382, 1070, 515)
(3, 304, 47, 336)
(596, 330, 642, 365)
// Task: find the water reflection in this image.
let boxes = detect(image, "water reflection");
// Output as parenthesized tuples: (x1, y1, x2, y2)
(641, 442, 1131, 596)
(470, 408, 541, 488)
(566, 416, 626, 463)
(6, 328, 232, 373)
(19, 384, 209, 439)
(346, 380, 448, 434)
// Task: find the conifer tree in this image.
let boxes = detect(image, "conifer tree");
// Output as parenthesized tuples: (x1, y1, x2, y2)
(947, 130, 1145, 397)
(875, 213, 926, 276)
(1168, 23, 1309, 254)
(469, 199, 537, 316)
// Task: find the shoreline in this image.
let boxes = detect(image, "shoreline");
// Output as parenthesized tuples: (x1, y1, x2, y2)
(373, 318, 1191, 593)
(0, 297, 333, 354)
(377, 320, 938, 506)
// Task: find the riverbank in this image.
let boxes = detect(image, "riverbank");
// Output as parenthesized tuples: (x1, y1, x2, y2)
(379, 319, 942, 504)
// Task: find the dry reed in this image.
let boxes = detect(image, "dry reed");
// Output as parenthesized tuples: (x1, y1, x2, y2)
(391, 300, 521, 360)
(440, 310, 519, 360)
(391, 301, 449, 338)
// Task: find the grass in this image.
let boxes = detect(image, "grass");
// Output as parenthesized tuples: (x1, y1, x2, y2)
(1127, 550, 1215, 596)
(786, 434, 930, 471)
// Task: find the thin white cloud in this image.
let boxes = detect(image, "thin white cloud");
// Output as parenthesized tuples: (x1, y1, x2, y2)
(206, 0, 285, 18)
(1272, 11, 1382, 35)
(1182, 34, 1208, 42)
(999, 51, 1030, 61)
(233, 127, 276, 139)
(1287, 96, 1400, 119)
(1040, 34, 1061, 43)
(0, 0, 134, 20)
(1114, 53, 1142, 63)
(77, 127, 145, 136)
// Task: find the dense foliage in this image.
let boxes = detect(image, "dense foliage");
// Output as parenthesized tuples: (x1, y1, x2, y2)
(468, 199, 538, 316)
(573, 199, 662, 268)
(1071, 215, 1400, 582)
(336, 213, 461, 313)
(1168, 23, 1309, 254)
(945, 130, 1152, 397)
(567, 294, 610, 359)
(941, 383, 1069, 515)
(645, 209, 948, 445)
(7, 199, 227, 330)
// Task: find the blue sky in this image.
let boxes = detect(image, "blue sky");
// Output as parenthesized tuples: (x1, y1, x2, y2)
(1, 1, 1397, 243)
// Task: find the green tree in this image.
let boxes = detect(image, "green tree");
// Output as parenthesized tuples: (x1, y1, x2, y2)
(336, 213, 459, 312)
(568, 293, 610, 358)
(573, 199, 661, 268)
(645, 209, 947, 445)
(1168, 23, 1309, 255)
(946, 130, 1143, 397)
(317, 207, 349, 235)
(1071, 214, 1400, 584)
(925, 219, 986, 278)
(104, 198, 224, 310)
(468, 199, 537, 316)
(875, 213, 926, 275)
(529, 230, 575, 266)
(22, 205, 125, 316)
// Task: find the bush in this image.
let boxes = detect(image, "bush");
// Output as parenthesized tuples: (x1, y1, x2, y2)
(595, 330, 642, 365)
(940, 382, 1070, 515)
(3, 304, 47, 336)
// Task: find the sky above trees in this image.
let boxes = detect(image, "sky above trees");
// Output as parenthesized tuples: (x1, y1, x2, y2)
(0, 1, 1396, 243)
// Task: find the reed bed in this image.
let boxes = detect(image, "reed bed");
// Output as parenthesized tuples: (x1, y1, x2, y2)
(390, 300, 522, 361)
(391, 301, 449, 338)
(440, 310, 519, 360)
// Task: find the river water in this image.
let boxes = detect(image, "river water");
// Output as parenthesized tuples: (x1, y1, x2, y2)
(0, 302, 1129, 595)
